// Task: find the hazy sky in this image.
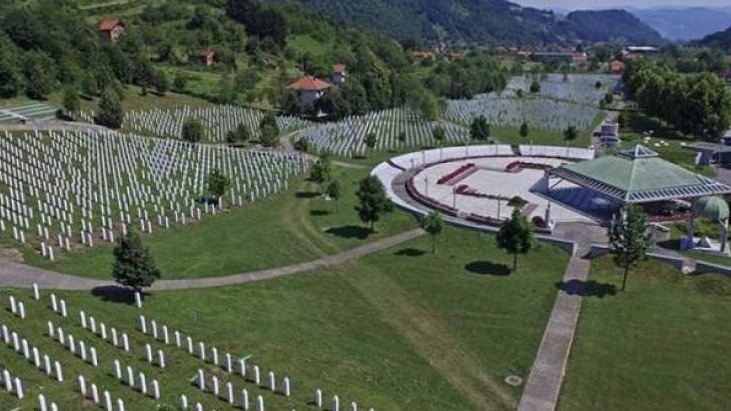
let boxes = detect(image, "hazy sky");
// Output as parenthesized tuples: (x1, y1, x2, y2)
(515, 0, 731, 10)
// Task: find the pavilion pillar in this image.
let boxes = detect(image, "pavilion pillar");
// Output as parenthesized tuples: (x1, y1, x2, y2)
(683, 216, 697, 250)
(720, 218, 729, 254)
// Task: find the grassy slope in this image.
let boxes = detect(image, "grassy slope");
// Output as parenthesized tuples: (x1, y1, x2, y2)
(558, 256, 731, 411)
(0, 227, 568, 411)
(24, 165, 418, 279)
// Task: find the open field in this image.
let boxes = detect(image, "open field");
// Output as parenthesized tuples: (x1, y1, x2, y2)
(0, 227, 569, 411)
(558, 256, 731, 411)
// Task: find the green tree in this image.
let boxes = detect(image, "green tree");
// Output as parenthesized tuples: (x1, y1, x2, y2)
(325, 179, 341, 211)
(516, 89, 524, 98)
(355, 175, 393, 231)
(96, 88, 124, 129)
(226, 123, 251, 145)
(0, 55, 22, 98)
(294, 137, 310, 152)
(81, 72, 99, 98)
(470, 115, 491, 141)
(609, 205, 652, 291)
(496, 208, 535, 270)
(617, 112, 627, 129)
(62, 86, 80, 118)
(563, 125, 578, 141)
(529, 79, 541, 93)
(310, 153, 333, 194)
(432, 125, 446, 145)
(112, 230, 161, 294)
(421, 211, 444, 254)
(173, 72, 188, 92)
(207, 168, 231, 204)
(397, 131, 407, 146)
(23, 51, 57, 100)
(364, 133, 377, 152)
(182, 118, 205, 143)
(259, 124, 279, 147)
(259, 112, 280, 147)
(519, 121, 529, 138)
(154, 70, 170, 96)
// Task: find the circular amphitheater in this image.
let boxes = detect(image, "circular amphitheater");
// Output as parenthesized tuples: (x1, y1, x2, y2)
(373, 144, 605, 233)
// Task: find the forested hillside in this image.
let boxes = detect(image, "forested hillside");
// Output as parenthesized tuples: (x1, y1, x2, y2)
(264, 0, 663, 45)
(699, 26, 731, 52)
(0, 0, 507, 122)
(565, 10, 662, 44)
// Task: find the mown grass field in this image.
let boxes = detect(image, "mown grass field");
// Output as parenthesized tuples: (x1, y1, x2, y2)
(558, 256, 731, 411)
(23, 165, 418, 280)
(0, 227, 569, 411)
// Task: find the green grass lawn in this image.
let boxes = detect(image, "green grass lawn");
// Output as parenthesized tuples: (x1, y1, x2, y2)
(558, 256, 731, 411)
(0, 226, 569, 411)
(615, 112, 713, 176)
(24, 165, 418, 280)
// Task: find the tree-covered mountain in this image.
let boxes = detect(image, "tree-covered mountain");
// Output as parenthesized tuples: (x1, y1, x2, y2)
(0, 0, 509, 121)
(631, 7, 731, 41)
(265, 0, 663, 45)
(699, 26, 731, 52)
(564, 10, 663, 44)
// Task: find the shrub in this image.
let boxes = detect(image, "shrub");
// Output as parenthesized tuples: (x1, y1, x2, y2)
(508, 196, 527, 208)
(531, 216, 546, 228)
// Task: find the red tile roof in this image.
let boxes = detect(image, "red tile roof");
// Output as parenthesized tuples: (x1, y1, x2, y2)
(286, 76, 332, 91)
(333, 64, 346, 74)
(611, 60, 626, 73)
(99, 18, 123, 31)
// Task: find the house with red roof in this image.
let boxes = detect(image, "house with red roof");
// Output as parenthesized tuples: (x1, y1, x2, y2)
(331, 64, 346, 85)
(286, 76, 332, 104)
(610, 60, 626, 74)
(99, 18, 125, 43)
(190, 49, 216, 67)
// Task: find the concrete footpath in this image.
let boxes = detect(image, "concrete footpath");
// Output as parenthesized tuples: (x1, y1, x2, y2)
(517, 249, 591, 411)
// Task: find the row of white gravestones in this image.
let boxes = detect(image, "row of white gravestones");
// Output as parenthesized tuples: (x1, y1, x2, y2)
(37, 394, 61, 411)
(311, 390, 375, 411)
(77, 377, 127, 411)
(79, 310, 131, 352)
(192, 371, 266, 411)
(39, 241, 56, 260)
(0, 369, 24, 399)
(49, 293, 68, 318)
(110, 361, 162, 400)
(7, 295, 26, 319)
(2, 323, 63, 381)
(178, 395, 213, 411)
(144, 343, 166, 368)
(47, 322, 99, 367)
(0, 129, 308, 255)
(139, 314, 376, 411)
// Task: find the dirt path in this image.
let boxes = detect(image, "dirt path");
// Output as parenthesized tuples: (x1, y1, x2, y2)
(0, 230, 425, 291)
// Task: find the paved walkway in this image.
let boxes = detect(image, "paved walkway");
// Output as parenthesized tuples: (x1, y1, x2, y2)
(0, 229, 425, 291)
(517, 228, 596, 411)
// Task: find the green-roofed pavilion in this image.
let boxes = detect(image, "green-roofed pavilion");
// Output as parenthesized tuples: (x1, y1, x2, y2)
(547, 145, 731, 204)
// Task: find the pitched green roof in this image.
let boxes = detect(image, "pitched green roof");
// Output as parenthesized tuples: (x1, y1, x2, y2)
(549, 145, 731, 203)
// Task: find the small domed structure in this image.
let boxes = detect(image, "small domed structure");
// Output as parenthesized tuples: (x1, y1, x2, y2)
(692, 196, 730, 223)
(683, 196, 730, 255)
